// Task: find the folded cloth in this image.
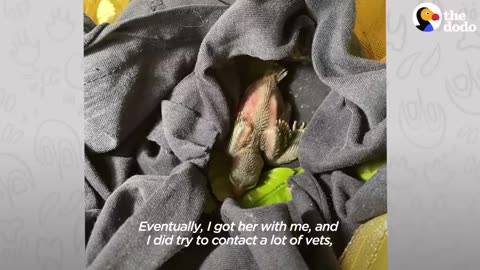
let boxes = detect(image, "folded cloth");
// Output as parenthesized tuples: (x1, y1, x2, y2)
(84, 0, 386, 269)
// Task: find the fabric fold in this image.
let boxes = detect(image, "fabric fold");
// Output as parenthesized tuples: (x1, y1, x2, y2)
(87, 163, 208, 269)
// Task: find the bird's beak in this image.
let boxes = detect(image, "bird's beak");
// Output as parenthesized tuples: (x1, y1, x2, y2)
(432, 13, 440, 21)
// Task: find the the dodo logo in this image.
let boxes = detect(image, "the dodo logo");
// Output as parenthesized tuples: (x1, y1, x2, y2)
(413, 3, 442, 32)
(413, 3, 478, 33)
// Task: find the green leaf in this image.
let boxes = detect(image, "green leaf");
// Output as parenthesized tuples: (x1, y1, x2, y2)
(239, 167, 304, 208)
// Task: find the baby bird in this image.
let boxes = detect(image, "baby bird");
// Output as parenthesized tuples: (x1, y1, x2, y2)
(228, 68, 304, 196)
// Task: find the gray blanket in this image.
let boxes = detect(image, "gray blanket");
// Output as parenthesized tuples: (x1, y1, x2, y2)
(84, 0, 386, 269)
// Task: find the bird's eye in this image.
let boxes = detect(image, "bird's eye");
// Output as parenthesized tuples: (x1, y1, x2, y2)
(426, 12, 429, 15)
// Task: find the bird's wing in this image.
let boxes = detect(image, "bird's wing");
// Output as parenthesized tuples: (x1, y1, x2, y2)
(260, 120, 305, 166)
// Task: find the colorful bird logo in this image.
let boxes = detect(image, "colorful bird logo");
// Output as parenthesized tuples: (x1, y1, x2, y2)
(413, 3, 442, 32)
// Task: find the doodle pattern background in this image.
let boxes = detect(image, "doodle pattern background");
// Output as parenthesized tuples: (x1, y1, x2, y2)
(389, 0, 480, 269)
(0, 0, 84, 269)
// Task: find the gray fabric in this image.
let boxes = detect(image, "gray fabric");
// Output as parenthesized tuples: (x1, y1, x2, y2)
(84, 0, 386, 269)
(84, 14, 96, 34)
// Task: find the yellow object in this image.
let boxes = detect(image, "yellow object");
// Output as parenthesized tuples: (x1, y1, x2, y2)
(84, 0, 129, 25)
(356, 158, 385, 182)
(340, 214, 388, 270)
(354, 0, 386, 62)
